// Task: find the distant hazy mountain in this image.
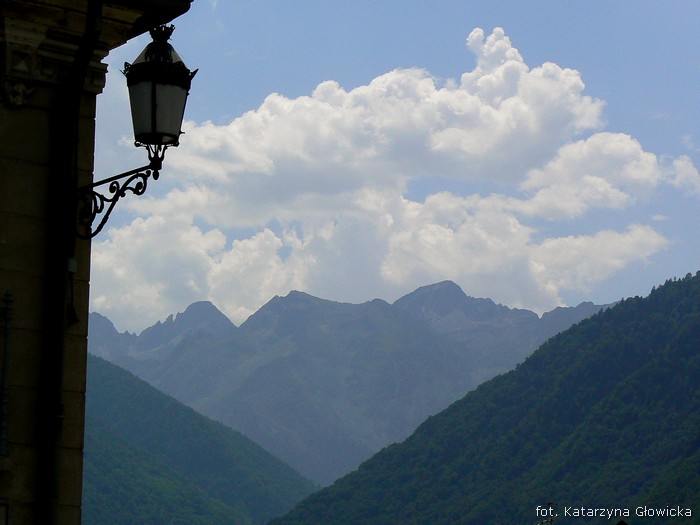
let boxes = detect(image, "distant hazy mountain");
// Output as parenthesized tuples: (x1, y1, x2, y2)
(89, 282, 606, 485)
(231, 292, 475, 484)
(270, 273, 700, 524)
(394, 280, 606, 383)
(83, 354, 316, 525)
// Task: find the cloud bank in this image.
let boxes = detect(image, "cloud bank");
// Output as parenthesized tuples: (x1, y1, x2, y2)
(91, 27, 693, 332)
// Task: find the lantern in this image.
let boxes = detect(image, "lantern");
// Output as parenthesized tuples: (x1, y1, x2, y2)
(124, 25, 197, 147)
(76, 25, 197, 239)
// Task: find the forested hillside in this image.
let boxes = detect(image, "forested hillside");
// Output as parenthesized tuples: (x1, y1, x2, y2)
(83, 420, 250, 525)
(271, 273, 700, 524)
(83, 355, 316, 525)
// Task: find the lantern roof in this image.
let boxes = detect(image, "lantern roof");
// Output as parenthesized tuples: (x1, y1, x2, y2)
(131, 25, 186, 66)
(123, 25, 196, 90)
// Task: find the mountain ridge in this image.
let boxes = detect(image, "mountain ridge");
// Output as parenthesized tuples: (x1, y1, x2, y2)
(89, 281, 608, 485)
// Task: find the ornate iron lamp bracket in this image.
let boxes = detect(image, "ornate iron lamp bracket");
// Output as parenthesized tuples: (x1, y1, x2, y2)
(76, 144, 166, 239)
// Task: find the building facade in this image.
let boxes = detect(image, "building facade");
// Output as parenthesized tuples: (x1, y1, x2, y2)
(0, 1, 191, 523)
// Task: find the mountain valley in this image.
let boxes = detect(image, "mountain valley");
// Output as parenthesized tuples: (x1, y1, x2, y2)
(89, 281, 606, 485)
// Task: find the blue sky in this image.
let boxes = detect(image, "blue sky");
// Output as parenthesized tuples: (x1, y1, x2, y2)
(92, 1, 700, 332)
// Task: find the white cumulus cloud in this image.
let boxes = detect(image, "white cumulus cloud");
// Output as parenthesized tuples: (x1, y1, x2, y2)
(515, 132, 663, 219)
(90, 27, 696, 332)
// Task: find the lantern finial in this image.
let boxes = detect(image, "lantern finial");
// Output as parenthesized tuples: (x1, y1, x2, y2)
(145, 25, 177, 64)
(149, 24, 175, 42)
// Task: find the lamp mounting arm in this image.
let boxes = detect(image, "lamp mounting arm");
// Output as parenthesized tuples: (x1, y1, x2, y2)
(76, 144, 166, 239)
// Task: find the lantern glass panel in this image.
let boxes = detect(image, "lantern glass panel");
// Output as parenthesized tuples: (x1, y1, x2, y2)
(128, 82, 189, 146)
(128, 81, 152, 143)
(155, 83, 189, 144)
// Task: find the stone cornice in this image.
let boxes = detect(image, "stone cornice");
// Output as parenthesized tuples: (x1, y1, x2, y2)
(1, 0, 191, 105)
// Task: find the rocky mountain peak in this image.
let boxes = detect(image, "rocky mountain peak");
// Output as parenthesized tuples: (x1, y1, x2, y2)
(137, 301, 235, 350)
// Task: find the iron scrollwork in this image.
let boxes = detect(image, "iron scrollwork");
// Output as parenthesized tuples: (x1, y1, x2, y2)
(76, 145, 166, 239)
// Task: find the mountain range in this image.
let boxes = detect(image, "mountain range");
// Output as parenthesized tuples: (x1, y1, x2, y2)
(88, 280, 606, 485)
(270, 273, 700, 524)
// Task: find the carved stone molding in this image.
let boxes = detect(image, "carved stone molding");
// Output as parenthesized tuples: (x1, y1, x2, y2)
(4, 81, 34, 106)
(1, 9, 109, 106)
(1, 1, 192, 107)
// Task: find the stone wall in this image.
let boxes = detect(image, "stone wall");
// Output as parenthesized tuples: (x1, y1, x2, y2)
(0, 1, 190, 523)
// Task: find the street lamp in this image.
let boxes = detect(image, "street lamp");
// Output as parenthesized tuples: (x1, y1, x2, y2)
(76, 24, 197, 239)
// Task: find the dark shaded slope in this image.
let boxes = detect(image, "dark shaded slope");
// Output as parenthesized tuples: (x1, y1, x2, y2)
(85, 354, 316, 525)
(82, 420, 250, 525)
(271, 273, 700, 525)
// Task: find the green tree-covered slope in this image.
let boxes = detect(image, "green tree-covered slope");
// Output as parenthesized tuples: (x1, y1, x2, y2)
(84, 354, 316, 525)
(270, 273, 700, 525)
(83, 420, 251, 525)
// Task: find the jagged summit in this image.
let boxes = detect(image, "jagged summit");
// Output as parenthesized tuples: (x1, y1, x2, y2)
(137, 300, 235, 350)
(394, 280, 534, 327)
(87, 312, 138, 359)
(240, 290, 362, 344)
(181, 299, 227, 318)
(408, 280, 465, 297)
(176, 300, 235, 332)
(88, 311, 119, 337)
(258, 290, 331, 310)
